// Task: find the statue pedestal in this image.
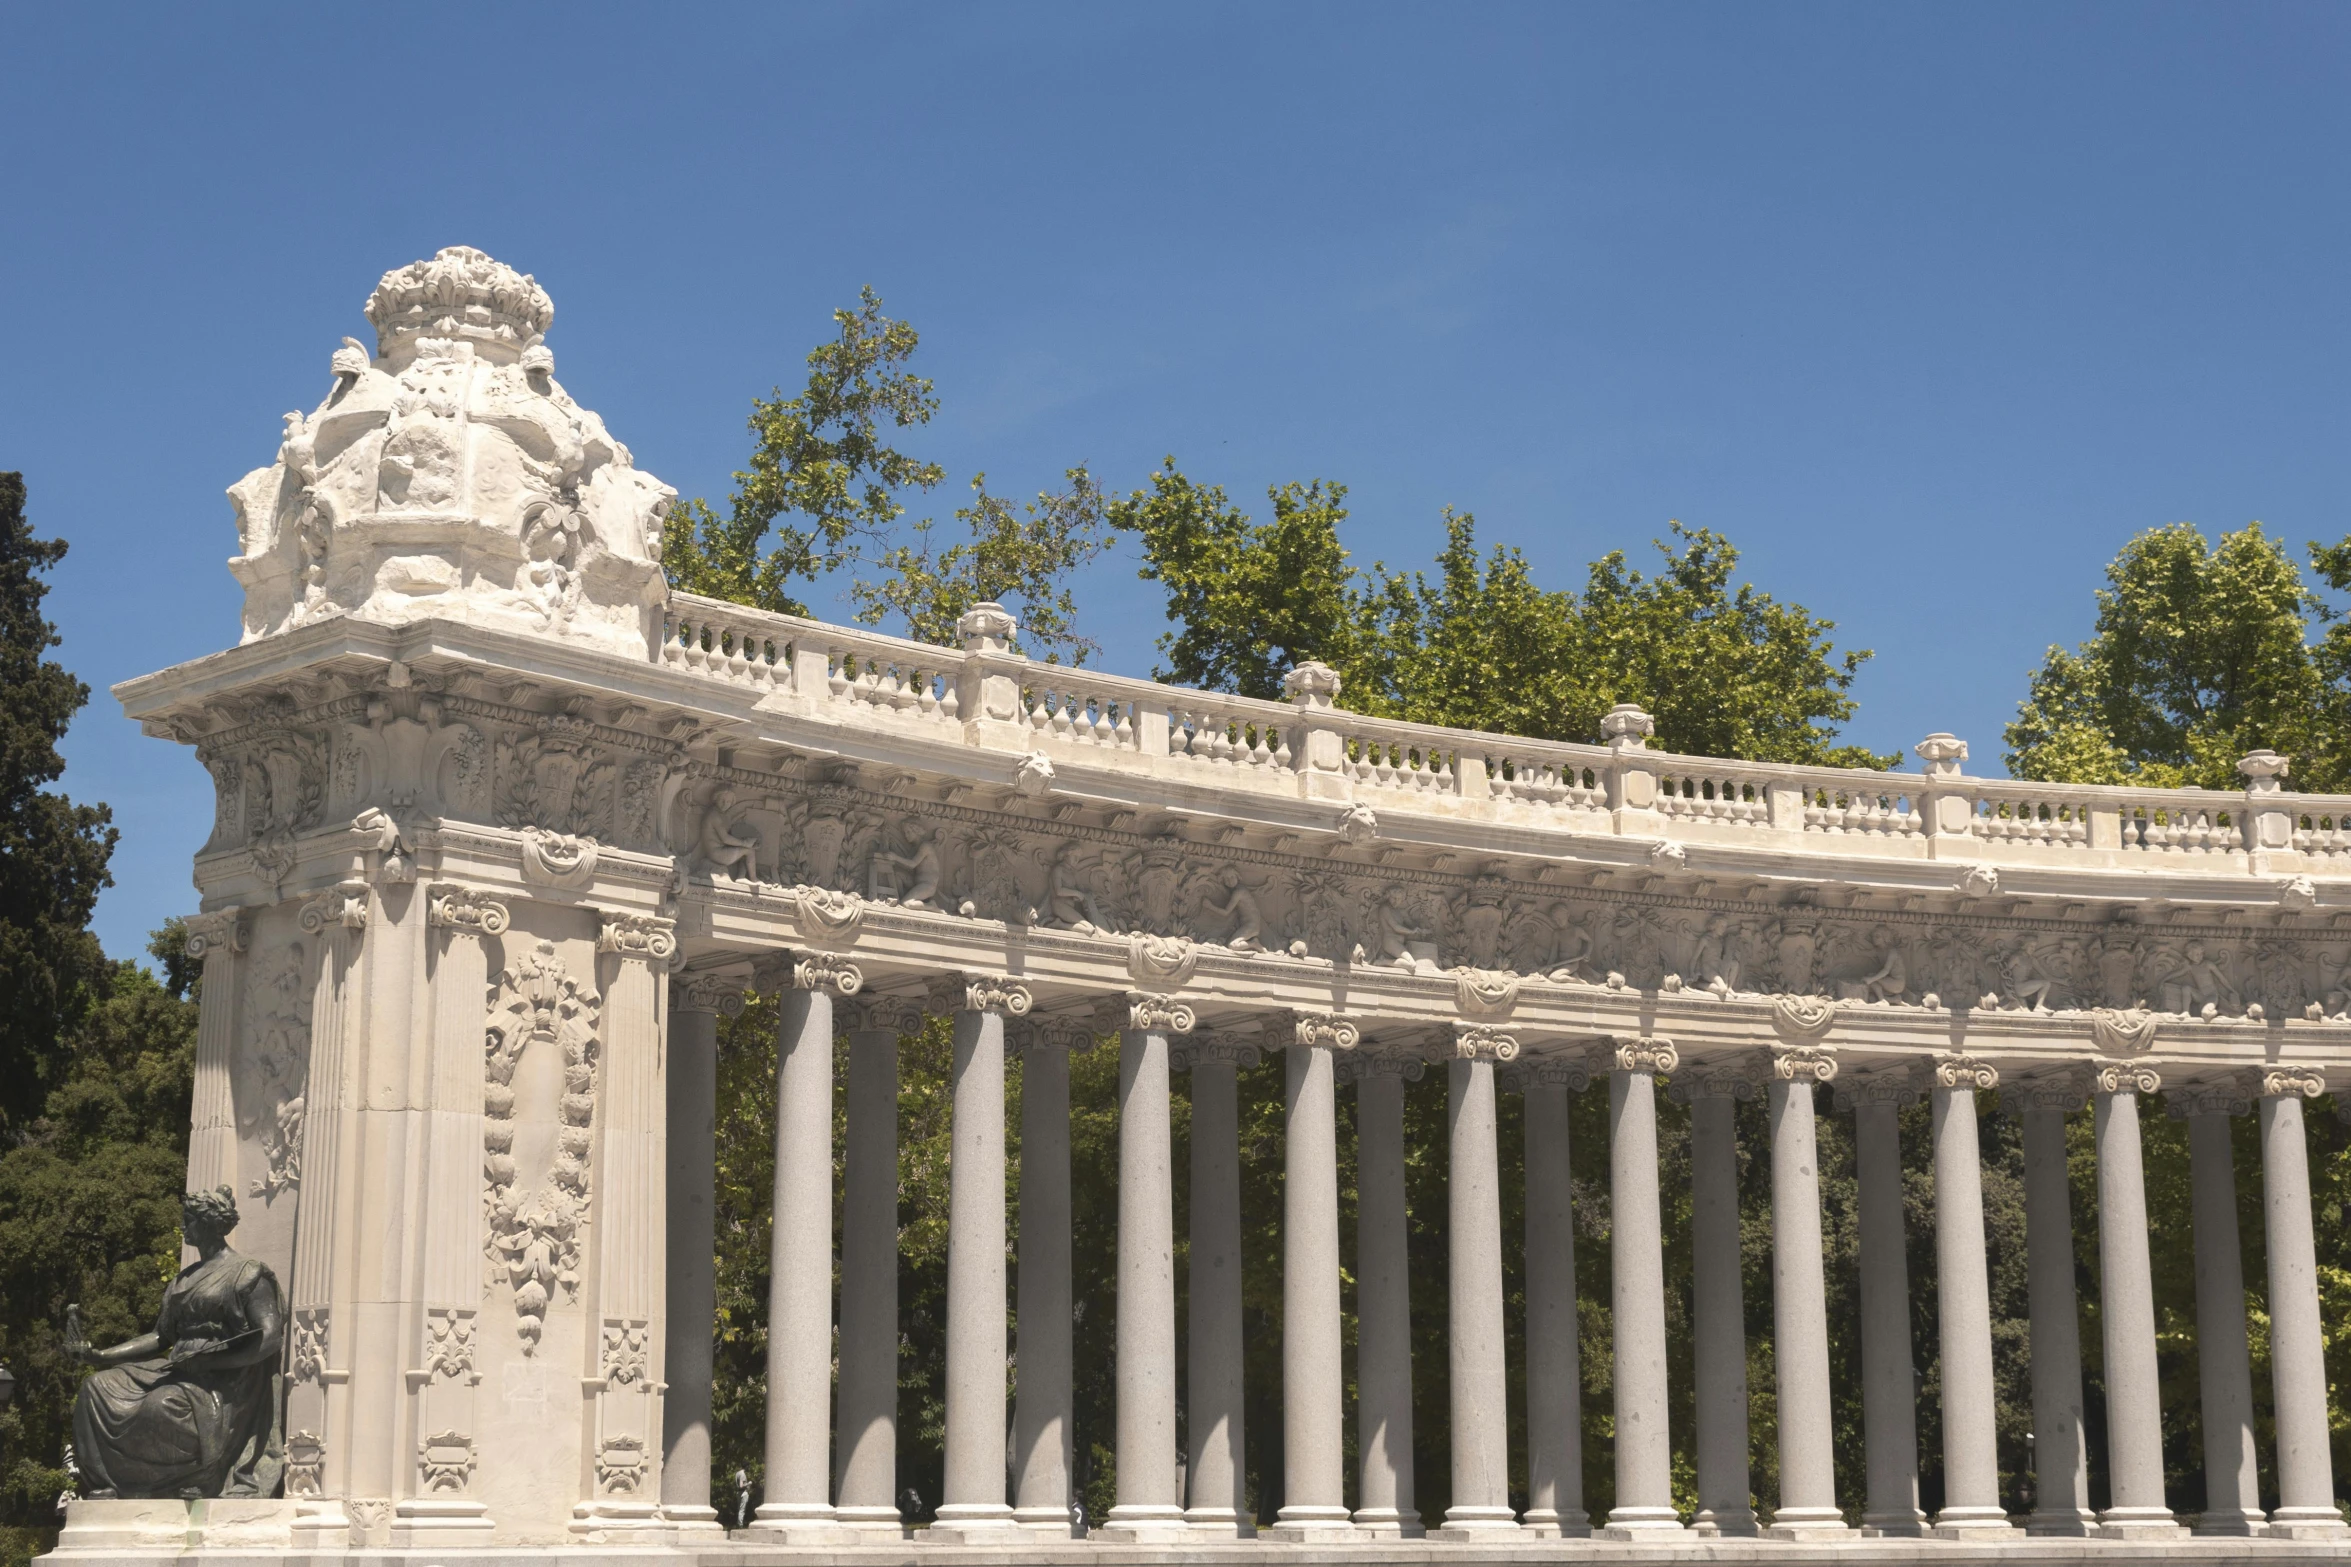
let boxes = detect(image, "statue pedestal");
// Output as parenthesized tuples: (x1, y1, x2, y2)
(54, 1498, 297, 1553)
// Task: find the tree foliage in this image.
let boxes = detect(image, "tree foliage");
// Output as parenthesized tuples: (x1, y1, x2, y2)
(0, 474, 117, 1133)
(1109, 459, 1895, 768)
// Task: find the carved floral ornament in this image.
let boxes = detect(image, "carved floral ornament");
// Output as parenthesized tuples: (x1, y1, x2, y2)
(483, 939, 601, 1355)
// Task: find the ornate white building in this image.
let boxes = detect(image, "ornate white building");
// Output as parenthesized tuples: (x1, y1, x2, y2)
(57, 247, 2351, 1561)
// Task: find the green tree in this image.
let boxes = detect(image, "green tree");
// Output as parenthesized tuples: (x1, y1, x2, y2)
(2005, 522, 2326, 789)
(663, 289, 947, 616)
(0, 474, 118, 1133)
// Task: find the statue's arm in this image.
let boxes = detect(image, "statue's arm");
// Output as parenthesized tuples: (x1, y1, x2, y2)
(80, 1332, 162, 1368)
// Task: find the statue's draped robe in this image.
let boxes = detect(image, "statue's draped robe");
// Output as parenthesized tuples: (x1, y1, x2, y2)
(73, 1251, 281, 1497)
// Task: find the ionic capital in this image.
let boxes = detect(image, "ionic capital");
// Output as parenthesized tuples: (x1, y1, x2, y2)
(1173, 1032, 1262, 1071)
(598, 912, 677, 963)
(299, 880, 370, 934)
(839, 994, 923, 1035)
(2260, 1064, 2326, 1100)
(1010, 1014, 1100, 1058)
(1337, 1050, 1426, 1085)
(1452, 1023, 1520, 1063)
(1500, 1054, 1591, 1094)
(1931, 1053, 2000, 1092)
(672, 974, 747, 1019)
(2165, 1076, 2252, 1119)
(1119, 991, 1196, 1035)
(2000, 1067, 2091, 1115)
(1772, 1045, 1840, 1084)
(182, 910, 250, 959)
(2094, 1061, 2162, 1096)
(1835, 1067, 1923, 1112)
(1289, 1010, 1363, 1052)
(1668, 1054, 1763, 1104)
(755, 949, 865, 998)
(427, 884, 509, 937)
(935, 973, 1034, 1018)
(1607, 1035, 1679, 1075)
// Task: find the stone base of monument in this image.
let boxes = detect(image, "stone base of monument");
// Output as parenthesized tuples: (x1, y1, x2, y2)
(54, 1498, 297, 1553)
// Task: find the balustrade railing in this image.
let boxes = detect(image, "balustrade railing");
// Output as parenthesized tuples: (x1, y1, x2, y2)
(656, 592, 2351, 866)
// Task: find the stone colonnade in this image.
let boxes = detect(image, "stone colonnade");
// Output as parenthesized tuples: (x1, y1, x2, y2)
(658, 975, 2349, 1543)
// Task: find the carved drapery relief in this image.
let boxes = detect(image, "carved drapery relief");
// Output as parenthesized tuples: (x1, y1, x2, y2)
(2090, 1006, 2158, 1056)
(1128, 933, 1198, 988)
(483, 940, 601, 1354)
(1770, 994, 1836, 1046)
(241, 940, 313, 1202)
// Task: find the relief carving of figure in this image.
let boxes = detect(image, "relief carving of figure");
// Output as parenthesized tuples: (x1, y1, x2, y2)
(1841, 927, 1908, 1005)
(869, 822, 942, 909)
(1544, 905, 1596, 983)
(1368, 884, 1434, 967)
(695, 790, 759, 882)
(2158, 940, 2239, 1016)
(67, 1188, 285, 1499)
(1689, 913, 1738, 991)
(1996, 935, 2054, 1011)
(1200, 867, 1264, 952)
(1045, 840, 1107, 935)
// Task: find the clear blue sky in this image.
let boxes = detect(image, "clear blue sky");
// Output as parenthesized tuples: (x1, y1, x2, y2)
(5, 4, 2346, 962)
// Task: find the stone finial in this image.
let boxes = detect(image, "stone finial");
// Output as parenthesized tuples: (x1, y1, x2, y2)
(365, 246, 554, 364)
(957, 601, 1019, 654)
(2238, 749, 2290, 791)
(1915, 733, 1970, 779)
(1283, 661, 1341, 708)
(1600, 703, 1655, 748)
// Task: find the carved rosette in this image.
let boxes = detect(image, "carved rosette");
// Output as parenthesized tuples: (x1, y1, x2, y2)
(1455, 968, 1520, 1017)
(1932, 1053, 2000, 1091)
(1501, 1055, 1592, 1094)
(1668, 1055, 1765, 1104)
(2090, 1006, 2159, 1056)
(298, 880, 369, 933)
(1770, 994, 1836, 1047)
(2095, 1061, 2163, 1096)
(673, 974, 747, 1018)
(1453, 1023, 1520, 1063)
(1834, 1068, 1923, 1112)
(1773, 1045, 1840, 1084)
(597, 912, 677, 963)
(1122, 991, 1197, 1034)
(2261, 1064, 2327, 1100)
(1609, 1036, 1680, 1075)
(181, 911, 249, 960)
(2165, 1078, 2252, 1119)
(1174, 1033, 1263, 1071)
(1290, 1010, 1363, 1052)
(427, 885, 510, 936)
(2000, 1068, 2091, 1115)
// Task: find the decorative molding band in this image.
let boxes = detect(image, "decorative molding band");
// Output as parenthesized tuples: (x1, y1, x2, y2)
(2000, 1067, 2091, 1115)
(1608, 1036, 1680, 1075)
(2090, 1006, 2159, 1057)
(298, 881, 369, 933)
(2261, 1064, 2326, 1100)
(598, 912, 678, 962)
(1836, 1067, 1923, 1112)
(182, 910, 250, 959)
(2095, 1061, 2162, 1096)
(1932, 1053, 2000, 1091)
(1453, 1023, 1520, 1063)
(1773, 1045, 1840, 1084)
(428, 885, 510, 936)
(1770, 994, 1836, 1047)
(1290, 1010, 1363, 1052)
(673, 974, 747, 1019)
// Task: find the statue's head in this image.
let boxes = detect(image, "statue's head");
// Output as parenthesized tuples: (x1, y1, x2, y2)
(183, 1185, 240, 1247)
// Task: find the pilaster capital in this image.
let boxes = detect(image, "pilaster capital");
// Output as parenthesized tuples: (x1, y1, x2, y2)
(1835, 1066, 1924, 1112)
(1931, 1052, 2000, 1092)
(597, 911, 677, 963)
(754, 949, 865, 998)
(298, 880, 370, 934)
(1452, 1023, 1520, 1063)
(672, 974, 746, 1018)
(2164, 1076, 2252, 1119)
(427, 884, 510, 936)
(182, 910, 250, 959)
(935, 973, 1033, 1018)
(1668, 1053, 1763, 1103)
(1606, 1035, 1679, 1075)
(2094, 1060, 2162, 1096)
(1772, 1044, 1840, 1084)
(1115, 991, 1196, 1035)
(840, 993, 924, 1035)
(1172, 1031, 1262, 1071)
(2260, 1064, 2327, 1100)
(1337, 1049, 1426, 1085)
(1500, 1053, 1591, 1094)
(1288, 1010, 1363, 1052)
(1769, 994, 1836, 1047)
(2000, 1067, 2091, 1115)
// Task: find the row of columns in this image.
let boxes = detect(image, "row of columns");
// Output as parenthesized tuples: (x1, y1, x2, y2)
(660, 972, 2348, 1541)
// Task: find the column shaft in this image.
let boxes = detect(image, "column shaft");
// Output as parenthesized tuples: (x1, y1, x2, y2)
(1604, 1061, 1683, 1535)
(1013, 1041, 1077, 1534)
(1184, 1055, 1247, 1534)
(1688, 1091, 1754, 1535)
(1854, 1094, 1924, 1535)
(660, 1002, 721, 1530)
(1768, 1075, 1847, 1537)
(2019, 1104, 2090, 1535)
(2186, 1108, 2261, 1534)
(2093, 1086, 2184, 1537)
(1440, 1056, 1517, 1534)
(754, 986, 838, 1533)
(1521, 1076, 1583, 1537)
(1354, 1069, 1420, 1535)
(835, 1016, 903, 1531)
(1929, 1080, 2013, 1535)
(2260, 1092, 2347, 1538)
(1102, 1027, 1182, 1535)
(1270, 1043, 1352, 1535)
(935, 1008, 1014, 1531)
